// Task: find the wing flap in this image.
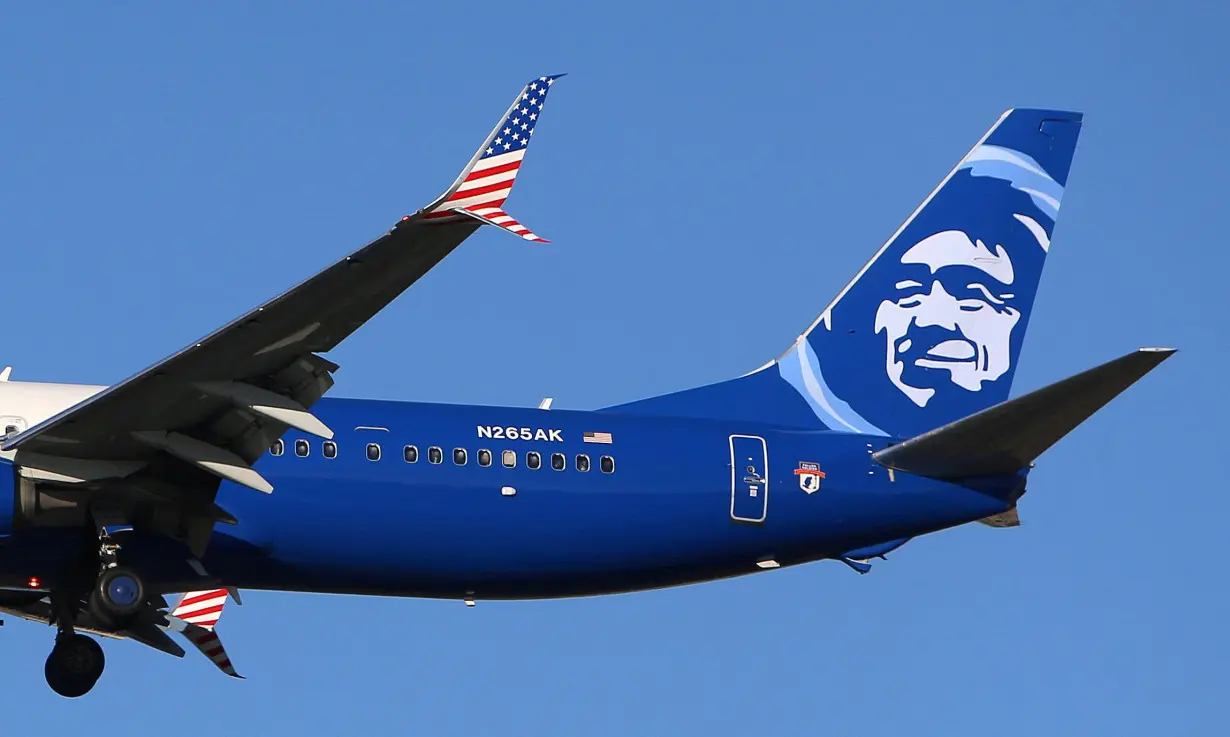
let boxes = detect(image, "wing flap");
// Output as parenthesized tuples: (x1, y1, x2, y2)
(133, 431, 274, 493)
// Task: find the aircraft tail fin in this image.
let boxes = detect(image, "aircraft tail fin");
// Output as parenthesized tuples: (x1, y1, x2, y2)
(602, 109, 1085, 439)
(871, 348, 1175, 480)
(417, 74, 565, 242)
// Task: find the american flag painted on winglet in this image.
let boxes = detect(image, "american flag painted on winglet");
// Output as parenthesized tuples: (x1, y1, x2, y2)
(170, 588, 228, 629)
(456, 206, 545, 242)
(583, 431, 613, 444)
(171, 588, 242, 678)
(182, 623, 242, 678)
(423, 75, 563, 242)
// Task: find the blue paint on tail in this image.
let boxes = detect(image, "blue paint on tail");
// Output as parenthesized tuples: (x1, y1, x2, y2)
(603, 109, 1083, 438)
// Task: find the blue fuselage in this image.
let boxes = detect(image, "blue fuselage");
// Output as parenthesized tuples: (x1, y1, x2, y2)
(169, 397, 1015, 600)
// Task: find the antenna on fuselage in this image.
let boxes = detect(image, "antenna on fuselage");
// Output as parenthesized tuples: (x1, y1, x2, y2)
(538, 397, 553, 410)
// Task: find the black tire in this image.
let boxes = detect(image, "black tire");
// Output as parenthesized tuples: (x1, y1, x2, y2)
(89, 566, 145, 628)
(45, 634, 104, 698)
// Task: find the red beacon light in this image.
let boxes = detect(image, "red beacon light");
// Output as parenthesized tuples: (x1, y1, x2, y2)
(27, 576, 40, 588)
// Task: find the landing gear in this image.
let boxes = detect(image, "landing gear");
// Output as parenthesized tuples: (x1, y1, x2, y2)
(44, 633, 105, 698)
(40, 515, 160, 696)
(87, 565, 145, 629)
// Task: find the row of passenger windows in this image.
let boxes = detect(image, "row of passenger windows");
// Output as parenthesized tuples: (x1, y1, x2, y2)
(270, 439, 615, 473)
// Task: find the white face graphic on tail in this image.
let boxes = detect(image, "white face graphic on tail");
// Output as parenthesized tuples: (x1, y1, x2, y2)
(874, 230, 1022, 407)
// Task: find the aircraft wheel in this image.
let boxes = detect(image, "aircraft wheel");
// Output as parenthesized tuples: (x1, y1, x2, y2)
(89, 565, 145, 628)
(45, 633, 105, 698)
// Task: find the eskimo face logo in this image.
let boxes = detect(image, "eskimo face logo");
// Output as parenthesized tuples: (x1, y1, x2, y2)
(773, 135, 1069, 438)
(874, 230, 1022, 407)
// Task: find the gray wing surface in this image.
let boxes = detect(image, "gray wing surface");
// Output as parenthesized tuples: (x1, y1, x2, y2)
(3, 217, 478, 464)
(1, 74, 564, 554)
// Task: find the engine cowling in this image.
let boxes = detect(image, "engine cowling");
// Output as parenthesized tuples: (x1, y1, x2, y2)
(0, 458, 93, 535)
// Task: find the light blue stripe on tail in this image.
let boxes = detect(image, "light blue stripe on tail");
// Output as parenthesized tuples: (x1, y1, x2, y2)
(602, 109, 1083, 438)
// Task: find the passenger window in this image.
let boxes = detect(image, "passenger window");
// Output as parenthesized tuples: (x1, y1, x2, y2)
(551, 453, 566, 471)
(271, 439, 284, 456)
(429, 446, 443, 464)
(295, 439, 310, 458)
(323, 441, 337, 459)
(527, 451, 541, 470)
(453, 448, 467, 466)
(600, 455, 615, 474)
(502, 449, 516, 468)
(478, 449, 492, 467)
(576, 454, 590, 472)
(404, 445, 418, 463)
(366, 443, 381, 461)
(4, 425, 17, 436)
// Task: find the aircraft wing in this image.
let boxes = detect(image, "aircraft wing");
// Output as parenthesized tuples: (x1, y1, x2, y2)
(0, 587, 243, 676)
(1, 75, 564, 548)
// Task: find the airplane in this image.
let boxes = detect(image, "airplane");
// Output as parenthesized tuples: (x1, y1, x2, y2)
(0, 74, 1173, 698)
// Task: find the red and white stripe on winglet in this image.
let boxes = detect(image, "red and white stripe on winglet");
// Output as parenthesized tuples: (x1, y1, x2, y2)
(171, 589, 243, 678)
(454, 206, 547, 242)
(181, 624, 242, 678)
(171, 588, 228, 629)
(429, 149, 528, 215)
(418, 75, 563, 243)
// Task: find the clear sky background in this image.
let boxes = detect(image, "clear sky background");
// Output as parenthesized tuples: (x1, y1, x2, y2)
(1, 2, 1226, 734)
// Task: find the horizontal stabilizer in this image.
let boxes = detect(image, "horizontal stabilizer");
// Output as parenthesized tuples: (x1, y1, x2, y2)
(872, 348, 1175, 479)
(978, 508, 1020, 527)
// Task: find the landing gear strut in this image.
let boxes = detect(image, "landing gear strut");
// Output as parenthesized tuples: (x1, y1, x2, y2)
(41, 520, 149, 697)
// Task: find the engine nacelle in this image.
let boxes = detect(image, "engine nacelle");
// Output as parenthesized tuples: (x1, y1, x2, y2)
(16, 476, 93, 531)
(0, 457, 109, 535)
(0, 458, 210, 592)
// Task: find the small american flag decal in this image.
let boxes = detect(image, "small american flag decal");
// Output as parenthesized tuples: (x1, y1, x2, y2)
(583, 431, 613, 444)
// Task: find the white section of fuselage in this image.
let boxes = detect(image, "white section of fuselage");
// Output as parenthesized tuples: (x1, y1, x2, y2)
(0, 379, 108, 432)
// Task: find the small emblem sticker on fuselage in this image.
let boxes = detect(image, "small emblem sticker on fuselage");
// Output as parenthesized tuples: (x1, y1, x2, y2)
(794, 462, 826, 494)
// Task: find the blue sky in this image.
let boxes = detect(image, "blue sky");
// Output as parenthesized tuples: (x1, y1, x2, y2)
(1, 1, 1227, 733)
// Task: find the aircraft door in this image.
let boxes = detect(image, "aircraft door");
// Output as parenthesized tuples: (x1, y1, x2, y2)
(729, 434, 768, 523)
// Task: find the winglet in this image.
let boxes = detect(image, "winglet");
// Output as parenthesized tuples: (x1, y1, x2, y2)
(416, 74, 565, 242)
(171, 588, 229, 628)
(180, 623, 243, 679)
(169, 588, 243, 678)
